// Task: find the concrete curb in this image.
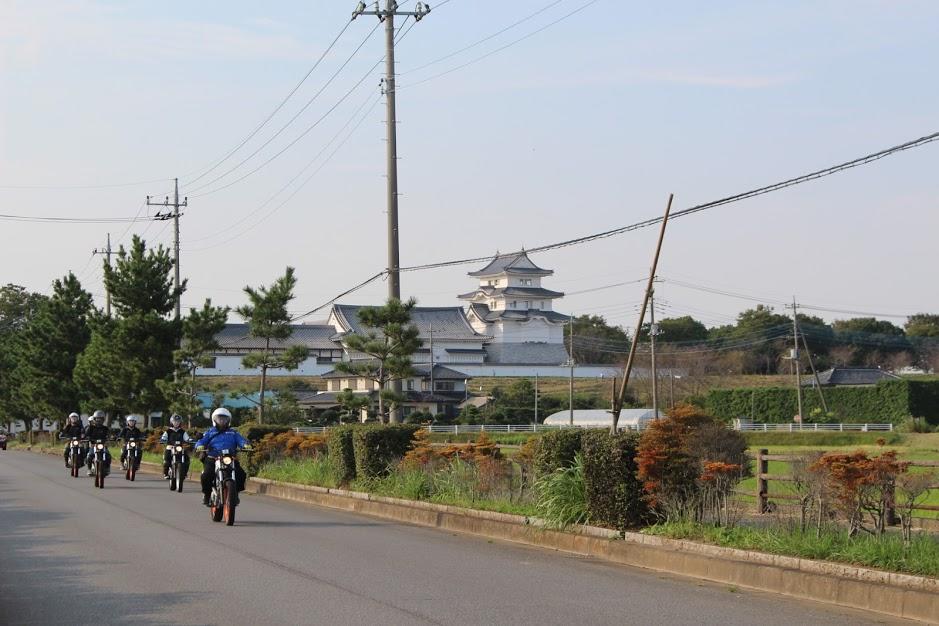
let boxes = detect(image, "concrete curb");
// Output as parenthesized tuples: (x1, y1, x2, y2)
(245, 477, 939, 623)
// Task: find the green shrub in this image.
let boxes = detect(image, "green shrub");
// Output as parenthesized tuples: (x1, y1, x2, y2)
(705, 380, 939, 425)
(580, 430, 647, 530)
(327, 425, 358, 483)
(535, 452, 589, 528)
(534, 429, 583, 477)
(743, 431, 904, 446)
(236, 423, 292, 442)
(352, 424, 420, 478)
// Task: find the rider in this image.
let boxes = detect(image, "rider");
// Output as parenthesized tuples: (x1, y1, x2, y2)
(116, 415, 145, 470)
(84, 410, 113, 476)
(60, 412, 85, 467)
(160, 414, 192, 480)
(194, 408, 250, 507)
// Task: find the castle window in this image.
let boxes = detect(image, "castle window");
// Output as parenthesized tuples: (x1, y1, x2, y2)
(520, 279, 532, 286)
(523, 301, 530, 309)
(510, 300, 517, 309)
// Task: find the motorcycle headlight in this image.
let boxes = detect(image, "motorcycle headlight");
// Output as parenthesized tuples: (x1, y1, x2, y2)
(222, 456, 233, 466)
(96, 443, 104, 450)
(175, 445, 183, 452)
(129, 442, 137, 448)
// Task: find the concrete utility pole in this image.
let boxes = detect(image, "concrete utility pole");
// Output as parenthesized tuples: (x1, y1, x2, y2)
(429, 321, 435, 394)
(568, 314, 575, 427)
(799, 320, 829, 413)
(791, 297, 804, 422)
(147, 177, 187, 320)
(534, 373, 539, 425)
(353, 0, 431, 423)
(92, 233, 113, 317)
(649, 290, 661, 418)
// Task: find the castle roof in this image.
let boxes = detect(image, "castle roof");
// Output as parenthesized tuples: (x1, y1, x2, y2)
(458, 286, 564, 300)
(468, 250, 552, 278)
(331, 304, 486, 341)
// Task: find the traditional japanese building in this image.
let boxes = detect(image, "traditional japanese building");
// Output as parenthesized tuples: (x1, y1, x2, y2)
(460, 250, 570, 365)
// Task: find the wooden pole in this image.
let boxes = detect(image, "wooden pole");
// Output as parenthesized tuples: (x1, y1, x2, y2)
(611, 194, 673, 433)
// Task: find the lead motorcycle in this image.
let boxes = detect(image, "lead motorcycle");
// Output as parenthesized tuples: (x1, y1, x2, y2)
(166, 442, 190, 493)
(63, 437, 87, 477)
(208, 449, 243, 526)
(88, 439, 110, 489)
(0, 432, 7, 451)
(122, 438, 142, 482)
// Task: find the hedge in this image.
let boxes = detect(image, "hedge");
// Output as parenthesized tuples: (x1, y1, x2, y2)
(705, 379, 939, 425)
(580, 430, 647, 530)
(534, 430, 584, 477)
(236, 424, 292, 442)
(352, 424, 421, 478)
(327, 425, 358, 483)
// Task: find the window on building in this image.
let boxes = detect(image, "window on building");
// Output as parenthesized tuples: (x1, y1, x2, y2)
(204, 357, 217, 369)
(434, 381, 455, 392)
(521, 278, 532, 286)
(406, 379, 414, 391)
(523, 300, 530, 309)
(402, 406, 413, 416)
(510, 300, 517, 309)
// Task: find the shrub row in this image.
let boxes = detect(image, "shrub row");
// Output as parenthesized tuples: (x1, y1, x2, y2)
(326, 424, 421, 482)
(705, 379, 939, 425)
(236, 424, 293, 441)
(534, 429, 583, 476)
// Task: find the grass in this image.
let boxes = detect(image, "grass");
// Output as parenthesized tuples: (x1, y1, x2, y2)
(646, 520, 939, 578)
(258, 456, 337, 488)
(427, 433, 535, 445)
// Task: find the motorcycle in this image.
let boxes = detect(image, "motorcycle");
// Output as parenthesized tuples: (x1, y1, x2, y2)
(64, 437, 87, 477)
(122, 438, 142, 481)
(208, 449, 241, 526)
(88, 439, 110, 489)
(166, 443, 190, 493)
(0, 432, 7, 451)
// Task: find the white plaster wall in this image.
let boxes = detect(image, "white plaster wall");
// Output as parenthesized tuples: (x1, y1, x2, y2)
(196, 355, 334, 377)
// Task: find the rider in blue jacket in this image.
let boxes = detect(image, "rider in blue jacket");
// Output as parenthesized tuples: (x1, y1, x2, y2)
(194, 408, 250, 507)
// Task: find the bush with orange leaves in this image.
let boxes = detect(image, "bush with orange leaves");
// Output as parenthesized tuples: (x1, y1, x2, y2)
(636, 404, 750, 524)
(246, 431, 327, 475)
(810, 450, 908, 537)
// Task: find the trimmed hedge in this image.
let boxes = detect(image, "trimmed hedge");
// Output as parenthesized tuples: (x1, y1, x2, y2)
(237, 424, 292, 441)
(328, 425, 358, 483)
(580, 430, 647, 530)
(705, 379, 939, 425)
(534, 430, 584, 477)
(353, 424, 420, 478)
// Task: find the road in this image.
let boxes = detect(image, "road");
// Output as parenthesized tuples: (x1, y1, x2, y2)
(0, 451, 911, 626)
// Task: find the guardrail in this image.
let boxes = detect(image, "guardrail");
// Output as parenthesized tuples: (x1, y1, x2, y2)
(736, 423, 893, 432)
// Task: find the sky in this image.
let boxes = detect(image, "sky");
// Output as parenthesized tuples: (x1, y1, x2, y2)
(1, 0, 937, 332)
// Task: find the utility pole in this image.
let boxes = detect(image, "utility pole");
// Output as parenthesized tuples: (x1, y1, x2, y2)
(429, 321, 435, 394)
(147, 177, 187, 320)
(649, 290, 661, 418)
(92, 233, 113, 317)
(353, 1, 431, 423)
(612, 195, 673, 433)
(798, 317, 829, 413)
(791, 297, 804, 422)
(568, 314, 575, 427)
(534, 373, 539, 426)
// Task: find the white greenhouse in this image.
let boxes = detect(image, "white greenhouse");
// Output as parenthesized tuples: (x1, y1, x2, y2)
(542, 409, 662, 430)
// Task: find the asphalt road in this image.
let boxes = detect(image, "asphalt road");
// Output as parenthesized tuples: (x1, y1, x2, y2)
(0, 450, 912, 626)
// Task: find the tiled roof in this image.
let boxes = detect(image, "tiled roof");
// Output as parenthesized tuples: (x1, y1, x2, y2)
(215, 323, 340, 351)
(458, 286, 564, 300)
(802, 367, 901, 387)
(484, 342, 570, 365)
(332, 304, 486, 341)
(468, 303, 568, 324)
(321, 363, 468, 381)
(468, 251, 553, 277)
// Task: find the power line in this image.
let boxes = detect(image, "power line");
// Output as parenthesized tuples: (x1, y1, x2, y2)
(182, 19, 356, 188)
(291, 272, 388, 321)
(0, 213, 160, 224)
(401, 0, 565, 75)
(0, 177, 171, 190)
(401, 0, 601, 89)
(184, 21, 382, 197)
(397, 129, 939, 274)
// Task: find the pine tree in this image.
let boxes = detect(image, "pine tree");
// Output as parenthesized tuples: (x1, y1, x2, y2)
(235, 267, 308, 425)
(335, 298, 420, 424)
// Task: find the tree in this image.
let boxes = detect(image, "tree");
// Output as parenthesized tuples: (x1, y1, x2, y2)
(336, 388, 370, 423)
(645, 316, 708, 343)
(74, 236, 182, 426)
(0, 284, 46, 435)
(905, 314, 939, 338)
(335, 298, 420, 424)
(235, 267, 308, 425)
(720, 305, 791, 374)
(831, 317, 910, 367)
(569, 314, 630, 364)
(13, 273, 93, 422)
(832, 317, 904, 337)
(158, 299, 229, 426)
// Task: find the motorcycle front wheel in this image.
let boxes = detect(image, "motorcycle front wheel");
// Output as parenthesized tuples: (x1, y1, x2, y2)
(222, 479, 236, 526)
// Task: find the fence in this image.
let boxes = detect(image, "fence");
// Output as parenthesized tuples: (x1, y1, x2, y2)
(736, 423, 894, 432)
(753, 448, 939, 519)
(292, 424, 591, 435)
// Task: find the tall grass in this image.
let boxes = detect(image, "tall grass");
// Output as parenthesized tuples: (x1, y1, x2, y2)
(647, 520, 939, 577)
(534, 453, 589, 528)
(257, 456, 338, 489)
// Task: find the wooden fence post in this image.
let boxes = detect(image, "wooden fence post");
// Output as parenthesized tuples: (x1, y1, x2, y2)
(757, 448, 769, 514)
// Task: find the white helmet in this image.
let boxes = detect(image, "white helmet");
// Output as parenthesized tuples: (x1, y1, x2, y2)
(126, 415, 138, 425)
(211, 407, 232, 429)
(169, 414, 182, 427)
(68, 412, 80, 423)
